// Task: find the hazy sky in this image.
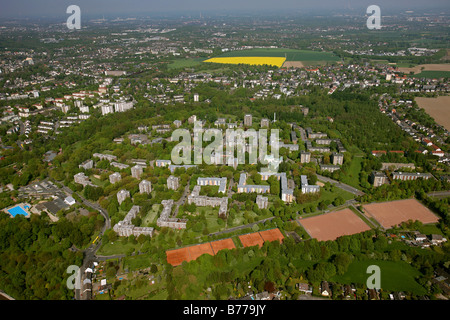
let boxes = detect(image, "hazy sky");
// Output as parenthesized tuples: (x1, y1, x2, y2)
(0, 0, 449, 18)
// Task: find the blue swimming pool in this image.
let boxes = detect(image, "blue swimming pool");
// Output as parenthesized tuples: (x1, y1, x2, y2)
(7, 206, 28, 217)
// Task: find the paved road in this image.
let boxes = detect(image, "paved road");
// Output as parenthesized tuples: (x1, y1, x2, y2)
(209, 216, 275, 237)
(173, 182, 191, 217)
(54, 180, 111, 300)
(317, 174, 365, 197)
(96, 254, 126, 261)
(427, 190, 450, 199)
(58, 182, 111, 230)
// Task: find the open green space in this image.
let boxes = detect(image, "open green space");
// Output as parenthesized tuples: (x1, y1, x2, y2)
(295, 185, 356, 215)
(97, 238, 144, 256)
(142, 204, 160, 226)
(338, 156, 364, 189)
(331, 259, 427, 295)
(218, 48, 340, 62)
(89, 175, 109, 188)
(412, 70, 450, 79)
(167, 58, 205, 69)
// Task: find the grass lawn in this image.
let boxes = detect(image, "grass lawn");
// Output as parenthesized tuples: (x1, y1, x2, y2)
(394, 62, 418, 68)
(111, 275, 164, 300)
(417, 224, 444, 236)
(295, 187, 355, 214)
(348, 206, 380, 230)
(339, 156, 363, 189)
(123, 253, 157, 271)
(149, 288, 168, 300)
(168, 58, 204, 70)
(331, 259, 427, 295)
(413, 70, 450, 79)
(320, 187, 355, 203)
(228, 208, 266, 227)
(202, 206, 226, 233)
(142, 204, 160, 226)
(97, 238, 143, 256)
(89, 175, 109, 188)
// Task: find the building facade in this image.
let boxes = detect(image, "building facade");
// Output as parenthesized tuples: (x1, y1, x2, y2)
(139, 179, 152, 194)
(371, 171, 388, 187)
(331, 152, 344, 165)
(244, 114, 252, 127)
(167, 175, 180, 190)
(131, 165, 144, 179)
(109, 172, 122, 184)
(117, 189, 130, 205)
(113, 205, 155, 237)
(300, 151, 311, 164)
(256, 195, 269, 209)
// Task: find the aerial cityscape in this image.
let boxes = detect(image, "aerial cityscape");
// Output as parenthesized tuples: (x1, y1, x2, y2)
(0, 0, 449, 306)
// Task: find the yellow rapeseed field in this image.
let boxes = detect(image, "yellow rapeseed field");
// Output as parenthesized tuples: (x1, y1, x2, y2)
(204, 56, 286, 68)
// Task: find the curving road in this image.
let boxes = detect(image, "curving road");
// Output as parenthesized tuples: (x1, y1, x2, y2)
(54, 180, 111, 300)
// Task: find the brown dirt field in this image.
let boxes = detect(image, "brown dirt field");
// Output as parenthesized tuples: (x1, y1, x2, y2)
(398, 64, 450, 74)
(188, 243, 214, 260)
(298, 208, 372, 242)
(282, 61, 304, 68)
(363, 199, 439, 229)
(415, 96, 450, 131)
(210, 238, 236, 254)
(239, 232, 264, 248)
(259, 228, 284, 243)
(166, 247, 191, 266)
(166, 238, 236, 265)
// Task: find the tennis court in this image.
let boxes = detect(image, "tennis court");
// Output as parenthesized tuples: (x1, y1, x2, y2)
(210, 238, 236, 254)
(259, 228, 284, 244)
(166, 237, 236, 266)
(188, 243, 214, 260)
(166, 247, 192, 266)
(238, 232, 265, 248)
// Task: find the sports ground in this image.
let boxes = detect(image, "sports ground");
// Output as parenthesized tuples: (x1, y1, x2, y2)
(362, 199, 440, 229)
(298, 208, 371, 241)
(166, 228, 284, 266)
(166, 238, 236, 266)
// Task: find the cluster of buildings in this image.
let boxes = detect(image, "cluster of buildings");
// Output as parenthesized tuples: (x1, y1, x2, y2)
(187, 177, 229, 217)
(296, 127, 347, 174)
(156, 199, 187, 229)
(236, 171, 300, 203)
(378, 95, 449, 164)
(100, 100, 134, 116)
(300, 175, 320, 194)
(74, 172, 95, 187)
(370, 170, 434, 187)
(113, 205, 155, 237)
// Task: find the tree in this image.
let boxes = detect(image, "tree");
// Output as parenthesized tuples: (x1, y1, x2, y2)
(333, 196, 345, 207)
(333, 252, 353, 275)
(268, 176, 280, 196)
(84, 185, 104, 201)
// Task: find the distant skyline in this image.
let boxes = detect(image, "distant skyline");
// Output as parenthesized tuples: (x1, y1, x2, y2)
(0, 0, 449, 19)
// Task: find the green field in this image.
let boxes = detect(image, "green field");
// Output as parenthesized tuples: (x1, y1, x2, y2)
(218, 48, 340, 62)
(412, 70, 450, 79)
(142, 204, 160, 226)
(332, 260, 427, 295)
(338, 156, 364, 189)
(168, 58, 204, 69)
